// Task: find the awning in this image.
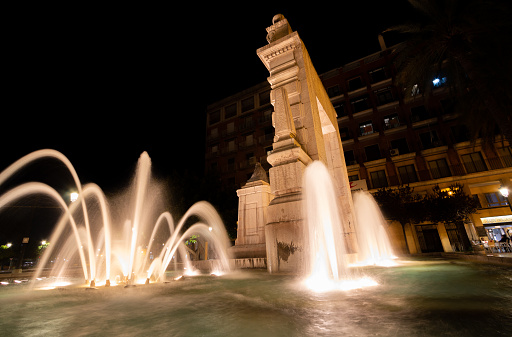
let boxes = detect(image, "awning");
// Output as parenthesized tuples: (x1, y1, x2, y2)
(480, 215, 512, 225)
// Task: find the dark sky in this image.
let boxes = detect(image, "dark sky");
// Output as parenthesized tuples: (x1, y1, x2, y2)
(3, 2, 414, 192)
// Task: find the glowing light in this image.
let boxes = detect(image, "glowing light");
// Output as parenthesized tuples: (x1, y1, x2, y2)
(70, 192, 78, 202)
(6, 243, 12, 248)
(41, 240, 47, 245)
(1, 281, 9, 285)
(499, 186, 509, 198)
(432, 78, 440, 85)
(304, 275, 378, 292)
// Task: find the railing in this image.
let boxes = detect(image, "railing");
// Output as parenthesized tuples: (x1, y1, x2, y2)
(484, 242, 512, 254)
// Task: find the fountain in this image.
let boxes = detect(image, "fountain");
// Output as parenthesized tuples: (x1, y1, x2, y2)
(1, 14, 511, 337)
(353, 190, 397, 266)
(0, 149, 232, 287)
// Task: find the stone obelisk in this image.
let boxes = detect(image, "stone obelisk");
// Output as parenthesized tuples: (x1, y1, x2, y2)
(257, 15, 358, 273)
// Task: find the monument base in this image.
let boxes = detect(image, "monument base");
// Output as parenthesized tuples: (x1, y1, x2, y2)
(265, 220, 306, 274)
(228, 244, 266, 259)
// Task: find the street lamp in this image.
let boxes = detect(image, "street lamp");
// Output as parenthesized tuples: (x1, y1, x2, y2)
(70, 192, 78, 203)
(498, 179, 512, 212)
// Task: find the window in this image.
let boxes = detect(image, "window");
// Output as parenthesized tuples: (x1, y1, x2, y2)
(351, 95, 370, 113)
(327, 85, 341, 98)
(227, 157, 236, 171)
(227, 139, 236, 153)
(369, 67, 387, 83)
(419, 130, 441, 150)
(370, 170, 388, 189)
(383, 113, 400, 130)
(225, 103, 237, 119)
(348, 174, 359, 182)
(450, 125, 470, 143)
(348, 77, 364, 91)
(484, 192, 509, 207)
(340, 127, 352, 141)
(241, 97, 254, 112)
(259, 91, 270, 106)
(410, 105, 430, 122)
(461, 152, 487, 173)
(375, 87, 394, 105)
(226, 122, 235, 135)
(428, 158, 451, 179)
(397, 164, 418, 184)
(359, 120, 375, 136)
(364, 144, 381, 161)
(334, 102, 345, 117)
(210, 128, 219, 140)
(499, 146, 512, 167)
(240, 116, 253, 131)
(390, 138, 410, 155)
(209, 110, 220, 125)
(471, 194, 482, 209)
(344, 150, 356, 166)
(432, 77, 447, 87)
(264, 127, 274, 142)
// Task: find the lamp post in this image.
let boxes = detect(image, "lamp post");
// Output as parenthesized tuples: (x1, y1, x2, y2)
(498, 179, 512, 212)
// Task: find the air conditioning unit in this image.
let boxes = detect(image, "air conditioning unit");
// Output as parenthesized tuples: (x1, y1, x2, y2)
(390, 148, 399, 156)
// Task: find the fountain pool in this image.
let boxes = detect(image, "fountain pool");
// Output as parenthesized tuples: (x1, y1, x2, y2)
(1, 258, 511, 336)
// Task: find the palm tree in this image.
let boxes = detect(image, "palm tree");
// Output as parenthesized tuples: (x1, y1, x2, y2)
(387, 0, 512, 145)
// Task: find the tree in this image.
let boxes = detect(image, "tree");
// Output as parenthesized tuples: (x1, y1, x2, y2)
(425, 183, 478, 250)
(387, 0, 512, 145)
(373, 185, 425, 253)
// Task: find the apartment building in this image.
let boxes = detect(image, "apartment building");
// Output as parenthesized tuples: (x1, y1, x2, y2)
(205, 47, 512, 255)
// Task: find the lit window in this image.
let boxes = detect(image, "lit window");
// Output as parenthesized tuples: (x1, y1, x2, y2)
(432, 77, 447, 87)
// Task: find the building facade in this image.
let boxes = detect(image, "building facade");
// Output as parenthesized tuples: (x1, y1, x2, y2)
(205, 46, 512, 255)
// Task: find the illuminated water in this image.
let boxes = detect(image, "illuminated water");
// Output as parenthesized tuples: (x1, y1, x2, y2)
(0, 150, 231, 286)
(1, 258, 511, 336)
(302, 162, 396, 290)
(353, 191, 396, 265)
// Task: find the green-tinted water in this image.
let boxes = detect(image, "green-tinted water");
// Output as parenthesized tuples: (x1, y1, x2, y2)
(1, 258, 511, 336)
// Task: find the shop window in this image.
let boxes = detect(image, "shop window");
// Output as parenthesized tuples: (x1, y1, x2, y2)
(225, 103, 237, 119)
(484, 192, 509, 207)
(370, 170, 388, 189)
(327, 85, 341, 98)
(365, 144, 381, 161)
(461, 152, 487, 173)
(428, 158, 451, 179)
(397, 164, 418, 184)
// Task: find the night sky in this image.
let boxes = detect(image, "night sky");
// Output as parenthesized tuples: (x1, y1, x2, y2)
(3, 2, 413, 192)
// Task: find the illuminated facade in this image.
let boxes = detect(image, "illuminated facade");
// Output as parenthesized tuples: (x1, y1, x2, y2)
(205, 45, 512, 255)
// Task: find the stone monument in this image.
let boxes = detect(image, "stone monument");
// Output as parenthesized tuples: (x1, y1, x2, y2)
(257, 15, 359, 273)
(229, 163, 273, 268)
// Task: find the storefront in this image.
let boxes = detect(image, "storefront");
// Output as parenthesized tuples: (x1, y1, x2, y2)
(480, 215, 512, 253)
